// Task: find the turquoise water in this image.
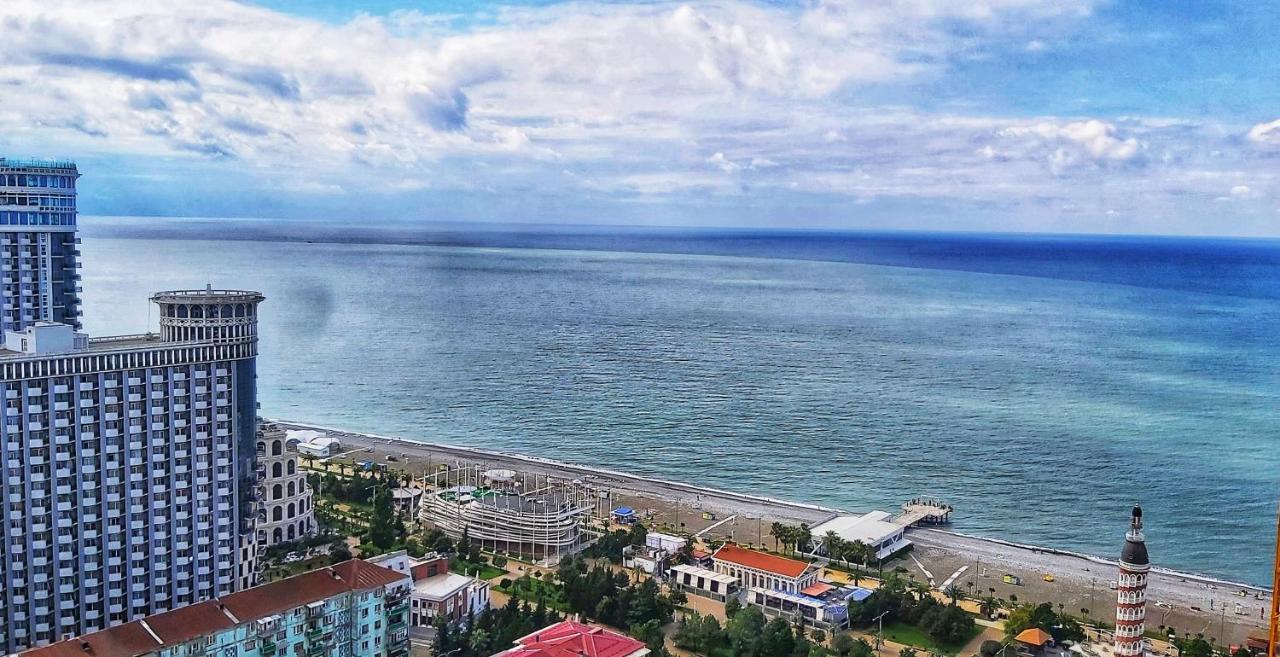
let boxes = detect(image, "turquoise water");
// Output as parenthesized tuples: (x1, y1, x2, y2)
(79, 219, 1280, 584)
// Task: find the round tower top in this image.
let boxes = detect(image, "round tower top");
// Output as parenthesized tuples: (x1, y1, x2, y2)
(1120, 505, 1150, 568)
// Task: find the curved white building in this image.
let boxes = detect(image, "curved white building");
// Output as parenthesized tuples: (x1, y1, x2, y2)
(255, 422, 317, 548)
(418, 467, 600, 560)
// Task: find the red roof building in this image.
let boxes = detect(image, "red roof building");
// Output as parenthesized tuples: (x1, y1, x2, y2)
(493, 621, 649, 657)
(711, 544, 818, 593)
(20, 560, 411, 657)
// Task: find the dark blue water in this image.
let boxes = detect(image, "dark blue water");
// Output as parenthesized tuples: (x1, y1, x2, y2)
(81, 217, 1280, 584)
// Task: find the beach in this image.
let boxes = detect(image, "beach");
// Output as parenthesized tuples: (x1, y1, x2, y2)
(278, 419, 1271, 645)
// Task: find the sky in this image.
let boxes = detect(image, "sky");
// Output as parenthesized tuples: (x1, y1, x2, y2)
(1, 0, 1278, 235)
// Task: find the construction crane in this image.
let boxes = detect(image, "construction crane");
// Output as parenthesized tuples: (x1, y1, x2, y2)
(1270, 502, 1280, 657)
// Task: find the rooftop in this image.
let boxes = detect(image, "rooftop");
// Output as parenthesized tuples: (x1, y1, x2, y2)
(0, 157, 78, 170)
(670, 564, 738, 585)
(412, 572, 476, 600)
(712, 544, 812, 579)
(811, 511, 904, 546)
(20, 560, 407, 657)
(496, 621, 649, 657)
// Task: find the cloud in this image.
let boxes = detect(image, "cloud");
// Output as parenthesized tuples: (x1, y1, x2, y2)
(1247, 119, 1280, 147)
(998, 119, 1141, 171)
(3, 0, 1273, 235)
(1231, 185, 1251, 197)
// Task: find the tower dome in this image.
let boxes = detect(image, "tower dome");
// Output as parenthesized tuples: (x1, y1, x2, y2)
(1120, 505, 1150, 567)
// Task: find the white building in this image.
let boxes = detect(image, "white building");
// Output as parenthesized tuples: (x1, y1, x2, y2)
(367, 551, 490, 628)
(255, 421, 317, 549)
(295, 432, 340, 458)
(645, 532, 688, 553)
(711, 544, 819, 593)
(669, 564, 738, 602)
(622, 544, 668, 575)
(809, 511, 911, 561)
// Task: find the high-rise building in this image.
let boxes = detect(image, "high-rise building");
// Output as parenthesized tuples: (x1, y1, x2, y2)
(16, 559, 412, 657)
(0, 287, 264, 652)
(1114, 505, 1151, 657)
(0, 158, 81, 333)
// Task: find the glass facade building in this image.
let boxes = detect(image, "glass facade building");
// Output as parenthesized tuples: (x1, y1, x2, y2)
(0, 158, 82, 333)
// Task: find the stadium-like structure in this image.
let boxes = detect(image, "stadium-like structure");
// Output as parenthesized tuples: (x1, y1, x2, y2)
(418, 465, 610, 562)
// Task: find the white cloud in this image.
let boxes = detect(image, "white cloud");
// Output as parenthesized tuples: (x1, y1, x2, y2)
(995, 119, 1142, 173)
(1231, 185, 1252, 197)
(1247, 119, 1280, 147)
(3, 0, 1273, 234)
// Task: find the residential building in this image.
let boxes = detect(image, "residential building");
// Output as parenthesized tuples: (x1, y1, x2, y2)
(0, 287, 264, 652)
(256, 421, 317, 549)
(808, 511, 911, 562)
(0, 158, 81, 334)
(711, 544, 818, 593)
(17, 559, 411, 657)
(492, 620, 649, 657)
(366, 552, 490, 629)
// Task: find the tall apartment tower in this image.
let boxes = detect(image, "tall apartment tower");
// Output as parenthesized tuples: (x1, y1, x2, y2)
(1114, 505, 1150, 657)
(0, 158, 81, 333)
(0, 288, 264, 652)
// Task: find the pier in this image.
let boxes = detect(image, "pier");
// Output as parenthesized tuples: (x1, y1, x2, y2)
(896, 498, 953, 527)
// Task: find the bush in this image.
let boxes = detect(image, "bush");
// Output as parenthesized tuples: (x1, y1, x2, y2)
(980, 641, 1004, 657)
(493, 555, 509, 568)
(500, 578, 513, 589)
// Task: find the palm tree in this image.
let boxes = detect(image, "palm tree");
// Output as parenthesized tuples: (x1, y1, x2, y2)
(822, 531, 842, 559)
(797, 523, 812, 555)
(944, 584, 962, 605)
(770, 522, 784, 551)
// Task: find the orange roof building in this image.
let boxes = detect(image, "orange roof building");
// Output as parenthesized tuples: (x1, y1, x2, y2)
(20, 560, 412, 657)
(493, 621, 649, 657)
(1014, 628, 1055, 647)
(711, 544, 819, 593)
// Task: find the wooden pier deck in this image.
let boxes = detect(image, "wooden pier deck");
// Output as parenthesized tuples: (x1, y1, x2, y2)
(896, 499, 954, 527)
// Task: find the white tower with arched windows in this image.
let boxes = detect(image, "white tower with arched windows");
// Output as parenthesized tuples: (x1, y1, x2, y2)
(255, 421, 317, 554)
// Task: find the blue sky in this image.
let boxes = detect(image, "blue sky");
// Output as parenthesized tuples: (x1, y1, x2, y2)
(2, 0, 1278, 235)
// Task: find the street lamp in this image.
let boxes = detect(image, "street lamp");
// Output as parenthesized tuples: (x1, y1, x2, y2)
(873, 610, 891, 655)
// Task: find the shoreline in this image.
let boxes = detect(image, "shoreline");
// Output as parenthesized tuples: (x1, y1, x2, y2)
(273, 417, 1268, 595)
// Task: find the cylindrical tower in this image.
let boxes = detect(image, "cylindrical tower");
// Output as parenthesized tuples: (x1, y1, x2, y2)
(1115, 505, 1150, 657)
(151, 285, 265, 343)
(152, 286, 265, 591)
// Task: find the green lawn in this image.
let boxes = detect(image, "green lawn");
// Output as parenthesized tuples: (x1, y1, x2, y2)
(453, 561, 506, 581)
(881, 621, 980, 656)
(494, 576, 570, 611)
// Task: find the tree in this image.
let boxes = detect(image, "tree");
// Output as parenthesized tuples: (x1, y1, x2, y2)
(725, 597, 743, 619)
(762, 616, 796, 657)
(367, 481, 398, 550)
(944, 584, 962, 605)
(1180, 637, 1214, 657)
(771, 523, 785, 551)
(900, 648, 919, 657)
(831, 634, 857, 657)
(728, 606, 767, 657)
(796, 524, 812, 554)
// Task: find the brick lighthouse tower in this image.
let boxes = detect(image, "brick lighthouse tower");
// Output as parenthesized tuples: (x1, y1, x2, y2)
(1115, 505, 1151, 657)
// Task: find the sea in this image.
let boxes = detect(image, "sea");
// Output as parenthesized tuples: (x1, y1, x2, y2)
(79, 217, 1280, 586)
